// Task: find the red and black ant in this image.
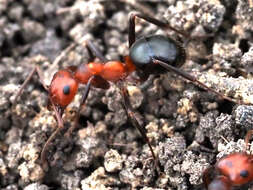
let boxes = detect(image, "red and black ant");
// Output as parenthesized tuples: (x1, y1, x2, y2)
(13, 12, 246, 171)
(202, 131, 253, 190)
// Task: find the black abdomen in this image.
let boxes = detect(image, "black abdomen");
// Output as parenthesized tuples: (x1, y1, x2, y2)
(129, 35, 186, 73)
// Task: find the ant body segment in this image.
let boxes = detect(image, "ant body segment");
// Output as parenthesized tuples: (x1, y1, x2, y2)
(202, 131, 253, 190)
(14, 12, 246, 171)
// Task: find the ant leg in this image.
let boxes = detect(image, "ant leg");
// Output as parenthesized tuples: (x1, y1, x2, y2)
(86, 40, 108, 63)
(41, 101, 64, 171)
(139, 75, 155, 90)
(13, 66, 48, 105)
(12, 62, 67, 170)
(120, 0, 155, 18)
(51, 43, 77, 68)
(128, 12, 189, 48)
(153, 59, 245, 105)
(117, 82, 160, 173)
(64, 41, 108, 137)
(244, 130, 253, 151)
(13, 67, 37, 105)
(64, 76, 95, 138)
(249, 0, 253, 8)
(12, 64, 64, 170)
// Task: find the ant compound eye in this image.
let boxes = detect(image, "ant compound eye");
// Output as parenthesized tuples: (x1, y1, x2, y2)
(240, 170, 249, 178)
(63, 85, 70, 95)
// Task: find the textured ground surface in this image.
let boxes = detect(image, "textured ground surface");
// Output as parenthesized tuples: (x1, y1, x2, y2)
(1, 0, 253, 189)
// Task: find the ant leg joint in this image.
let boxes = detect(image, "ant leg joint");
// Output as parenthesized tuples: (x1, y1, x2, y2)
(128, 11, 139, 19)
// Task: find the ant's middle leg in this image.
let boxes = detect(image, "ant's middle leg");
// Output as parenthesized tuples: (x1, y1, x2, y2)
(86, 40, 108, 63)
(244, 130, 253, 152)
(117, 81, 160, 173)
(128, 12, 189, 48)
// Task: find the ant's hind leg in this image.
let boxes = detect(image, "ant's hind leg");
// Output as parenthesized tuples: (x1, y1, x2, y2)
(128, 12, 189, 48)
(153, 59, 245, 105)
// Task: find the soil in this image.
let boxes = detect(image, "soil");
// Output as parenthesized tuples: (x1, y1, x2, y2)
(1, 0, 253, 190)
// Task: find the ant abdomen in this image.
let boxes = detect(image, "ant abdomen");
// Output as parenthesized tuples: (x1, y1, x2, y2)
(129, 35, 186, 74)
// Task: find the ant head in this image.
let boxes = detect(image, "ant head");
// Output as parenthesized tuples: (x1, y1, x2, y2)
(129, 35, 186, 75)
(216, 153, 253, 186)
(49, 69, 79, 108)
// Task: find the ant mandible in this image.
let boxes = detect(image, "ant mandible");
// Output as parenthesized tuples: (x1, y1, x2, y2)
(13, 12, 245, 171)
(202, 131, 253, 190)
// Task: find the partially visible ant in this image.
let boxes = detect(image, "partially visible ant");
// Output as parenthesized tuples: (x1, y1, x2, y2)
(13, 12, 247, 171)
(202, 131, 253, 190)
(249, 0, 253, 8)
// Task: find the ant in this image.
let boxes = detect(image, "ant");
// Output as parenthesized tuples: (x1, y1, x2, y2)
(13, 12, 246, 171)
(202, 131, 253, 190)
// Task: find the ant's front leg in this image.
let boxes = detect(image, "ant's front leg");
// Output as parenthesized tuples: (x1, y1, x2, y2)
(12, 63, 65, 170)
(13, 65, 48, 105)
(41, 103, 65, 171)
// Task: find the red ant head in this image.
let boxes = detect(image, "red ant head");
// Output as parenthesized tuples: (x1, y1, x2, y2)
(49, 69, 78, 108)
(202, 152, 253, 189)
(216, 153, 253, 186)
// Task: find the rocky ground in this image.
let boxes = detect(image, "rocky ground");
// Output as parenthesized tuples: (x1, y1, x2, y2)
(1, 0, 253, 189)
